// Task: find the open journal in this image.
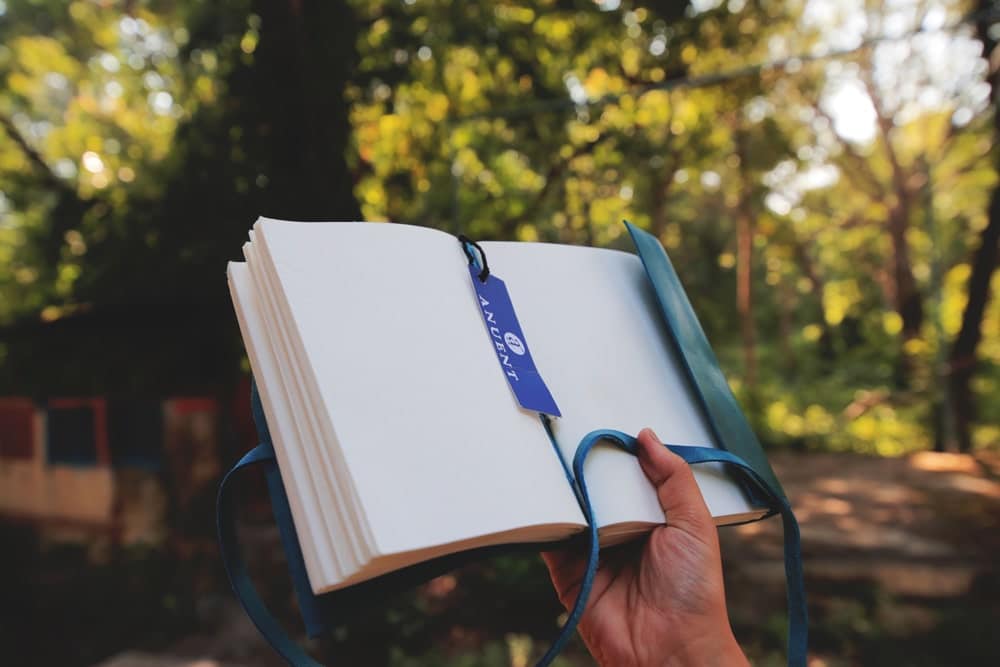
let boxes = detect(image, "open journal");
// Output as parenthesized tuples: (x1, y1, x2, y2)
(227, 219, 769, 595)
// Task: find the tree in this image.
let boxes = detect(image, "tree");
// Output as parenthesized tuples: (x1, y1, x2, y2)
(0, 0, 362, 393)
(948, 0, 1000, 451)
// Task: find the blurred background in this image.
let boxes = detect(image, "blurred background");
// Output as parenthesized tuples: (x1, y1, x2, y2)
(1, 0, 998, 665)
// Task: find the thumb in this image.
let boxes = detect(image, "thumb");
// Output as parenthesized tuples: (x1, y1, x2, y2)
(636, 428, 715, 537)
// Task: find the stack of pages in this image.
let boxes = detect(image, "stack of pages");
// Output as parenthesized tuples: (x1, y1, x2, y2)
(228, 219, 765, 594)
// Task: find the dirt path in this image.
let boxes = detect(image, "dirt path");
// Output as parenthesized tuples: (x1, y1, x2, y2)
(722, 451, 1000, 666)
(95, 451, 1000, 666)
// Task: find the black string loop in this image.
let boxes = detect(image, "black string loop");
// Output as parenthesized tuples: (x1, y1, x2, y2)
(458, 234, 490, 282)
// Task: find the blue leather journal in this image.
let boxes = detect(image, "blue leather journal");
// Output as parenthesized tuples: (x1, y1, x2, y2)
(218, 221, 806, 666)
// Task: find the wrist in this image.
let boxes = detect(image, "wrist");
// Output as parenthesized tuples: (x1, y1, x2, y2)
(661, 625, 748, 667)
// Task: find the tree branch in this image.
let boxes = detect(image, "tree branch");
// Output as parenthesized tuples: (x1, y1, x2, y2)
(498, 133, 611, 237)
(859, 70, 910, 207)
(808, 100, 885, 201)
(0, 112, 74, 196)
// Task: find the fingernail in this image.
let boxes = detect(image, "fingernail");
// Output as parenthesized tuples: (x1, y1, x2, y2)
(646, 428, 661, 444)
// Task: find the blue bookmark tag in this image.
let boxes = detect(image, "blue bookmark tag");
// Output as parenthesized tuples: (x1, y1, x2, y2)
(467, 266, 561, 417)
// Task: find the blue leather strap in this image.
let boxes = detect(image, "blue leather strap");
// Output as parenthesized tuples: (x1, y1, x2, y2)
(216, 442, 324, 667)
(218, 427, 806, 666)
(250, 382, 332, 637)
(571, 430, 807, 667)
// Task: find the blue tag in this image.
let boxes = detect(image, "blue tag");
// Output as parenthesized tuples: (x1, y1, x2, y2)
(467, 266, 561, 417)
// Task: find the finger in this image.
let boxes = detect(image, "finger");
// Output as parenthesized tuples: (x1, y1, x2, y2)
(541, 548, 589, 608)
(636, 428, 715, 536)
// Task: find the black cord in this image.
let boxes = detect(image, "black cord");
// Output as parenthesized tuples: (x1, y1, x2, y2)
(458, 234, 490, 282)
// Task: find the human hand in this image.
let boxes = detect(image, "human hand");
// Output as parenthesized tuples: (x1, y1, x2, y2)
(542, 428, 749, 667)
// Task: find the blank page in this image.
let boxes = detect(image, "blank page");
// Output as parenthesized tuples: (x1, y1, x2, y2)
(228, 262, 338, 584)
(255, 221, 586, 556)
(244, 237, 369, 574)
(480, 242, 759, 529)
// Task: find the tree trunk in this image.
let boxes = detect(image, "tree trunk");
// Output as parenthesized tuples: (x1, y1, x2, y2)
(887, 205, 925, 341)
(254, 0, 362, 221)
(736, 207, 757, 387)
(778, 279, 796, 372)
(734, 130, 757, 387)
(648, 158, 678, 240)
(946, 3, 1000, 452)
(948, 189, 1000, 452)
(861, 70, 924, 384)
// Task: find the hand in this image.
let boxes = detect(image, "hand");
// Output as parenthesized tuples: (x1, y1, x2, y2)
(542, 428, 749, 667)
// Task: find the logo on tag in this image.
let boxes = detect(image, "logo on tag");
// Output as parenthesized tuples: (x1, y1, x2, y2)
(504, 332, 525, 355)
(467, 266, 561, 417)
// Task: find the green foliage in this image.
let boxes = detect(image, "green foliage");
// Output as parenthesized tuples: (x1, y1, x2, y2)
(1, 5, 1000, 665)
(345, 0, 999, 455)
(0, 0, 360, 393)
(0, 3, 998, 412)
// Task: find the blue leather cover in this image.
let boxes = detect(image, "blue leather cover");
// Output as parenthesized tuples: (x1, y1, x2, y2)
(625, 221, 785, 499)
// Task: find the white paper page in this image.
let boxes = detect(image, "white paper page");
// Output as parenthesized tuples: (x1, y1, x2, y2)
(480, 242, 757, 529)
(255, 221, 586, 556)
(227, 262, 339, 584)
(248, 232, 379, 561)
(244, 239, 367, 574)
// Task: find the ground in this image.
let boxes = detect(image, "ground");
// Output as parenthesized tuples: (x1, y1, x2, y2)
(94, 450, 1000, 667)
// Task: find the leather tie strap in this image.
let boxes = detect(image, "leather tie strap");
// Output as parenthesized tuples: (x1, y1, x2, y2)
(217, 425, 806, 666)
(565, 430, 807, 667)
